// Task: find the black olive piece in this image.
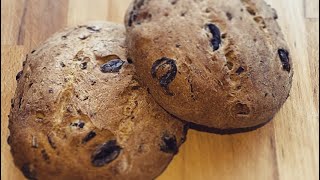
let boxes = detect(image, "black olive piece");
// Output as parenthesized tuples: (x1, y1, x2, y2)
(16, 71, 23, 80)
(78, 122, 85, 128)
(91, 140, 122, 167)
(278, 49, 291, 72)
(127, 58, 133, 64)
(31, 50, 36, 54)
(236, 66, 245, 75)
(226, 12, 233, 20)
(100, 59, 125, 73)
(207, 24, 221, 51)
(48, 89, 54, 93)
(129, 13, 138, 27)
(128, 12, 135, 27)
(21, 164, 37, 180)
(160, 134, 178, 154)
(71, 121, 85, 128)
(60, 62, 66, 67)
(151, 57, 177, 96)
(82, 131, 96, 143)
(80, 62, 88, 70)
(128, 0, 145, 26)
(91, 81, 96, 86)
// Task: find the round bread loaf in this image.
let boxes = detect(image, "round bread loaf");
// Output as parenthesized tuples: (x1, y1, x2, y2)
(125, 0, 293, 131)
(8, 21, 187, 180)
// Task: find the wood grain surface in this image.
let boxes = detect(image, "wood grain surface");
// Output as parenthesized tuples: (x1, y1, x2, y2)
(1, 0, 319, 180)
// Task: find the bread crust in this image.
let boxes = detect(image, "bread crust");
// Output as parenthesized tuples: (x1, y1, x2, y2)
(8, 21, 187, 180)
(125, 0, 293, 129)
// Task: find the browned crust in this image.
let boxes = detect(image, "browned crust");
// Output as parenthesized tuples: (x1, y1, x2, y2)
(8, 21, 187, 180)
(124, 0, 293, 129)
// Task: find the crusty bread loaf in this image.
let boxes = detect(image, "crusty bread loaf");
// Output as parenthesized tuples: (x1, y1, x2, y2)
(8, 21, 187, 180)
(125, 0, 293, 131)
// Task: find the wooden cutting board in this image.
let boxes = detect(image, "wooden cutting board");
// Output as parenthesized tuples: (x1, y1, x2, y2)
(1, 0, 319, 179)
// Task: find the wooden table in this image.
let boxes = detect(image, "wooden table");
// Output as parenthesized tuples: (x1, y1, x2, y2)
(1, 0, 319, 179)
